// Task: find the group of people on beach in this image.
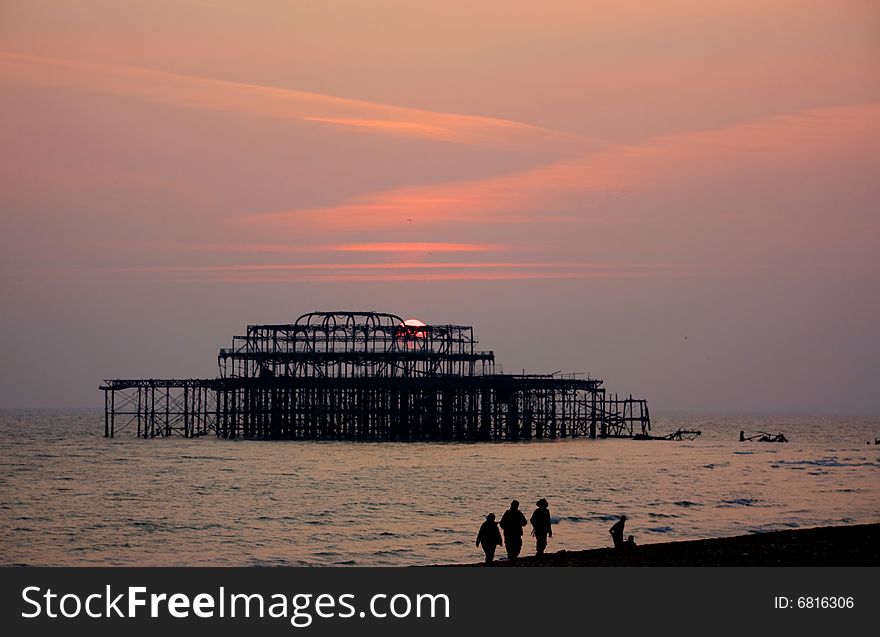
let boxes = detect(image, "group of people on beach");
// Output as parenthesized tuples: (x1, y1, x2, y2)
(476, 499, 552, 564)
(476, 500, 634, 564)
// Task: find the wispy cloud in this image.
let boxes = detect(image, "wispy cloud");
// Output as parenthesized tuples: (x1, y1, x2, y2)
(241, 102, 880, 231)
(155, 241, 506, 254)
(334, 242, 503, 253)
(241, 170, 592, 230)
(179, 271, 675, 283)
(104, 260, 699, 283)
(0, 51, 568, 146)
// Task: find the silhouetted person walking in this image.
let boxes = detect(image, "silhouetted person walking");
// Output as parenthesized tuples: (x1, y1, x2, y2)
(610, 514, 627, 550)
(530, 498, 552, 557)
(499, 500, 527, 561)
(476, 513, 503, 564)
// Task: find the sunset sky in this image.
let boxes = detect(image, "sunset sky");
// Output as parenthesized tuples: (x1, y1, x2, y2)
(1, 1, 878, 413)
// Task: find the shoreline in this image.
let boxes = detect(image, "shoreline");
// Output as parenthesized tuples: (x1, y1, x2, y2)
(443, 523, 880, 566)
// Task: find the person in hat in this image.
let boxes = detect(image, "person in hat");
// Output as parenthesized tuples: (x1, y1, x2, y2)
(530, 498, 553, 557)
(499, 500, 528, 561)
(475, 513, 503, 564)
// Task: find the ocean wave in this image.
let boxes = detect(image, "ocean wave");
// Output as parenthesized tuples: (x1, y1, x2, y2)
(178, 455, 231, 461)
(425, 540, 465, 547)
(178, 523, 225, 531)
(129, 521, 173, 533)
(775, 458, 878, 468)
(719, 498, 757, 506)
(245, 558, 301, 567)
(750, 522, 800, 532)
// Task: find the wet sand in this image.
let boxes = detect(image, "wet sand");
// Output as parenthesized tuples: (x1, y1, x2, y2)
(452, 523, 880, 566)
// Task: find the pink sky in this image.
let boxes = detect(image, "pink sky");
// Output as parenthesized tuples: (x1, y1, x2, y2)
(1, 1, 878, 412)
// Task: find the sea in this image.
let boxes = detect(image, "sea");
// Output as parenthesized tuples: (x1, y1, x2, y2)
(0, 410, 878, 566)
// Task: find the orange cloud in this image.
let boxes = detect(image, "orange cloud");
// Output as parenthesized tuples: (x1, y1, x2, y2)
(0, 51, 565, 146)
(242, 102, 880, 231)
(142, 241, 505, 255)
(242, 167, 593, 230)
(334, 242, 503, 253)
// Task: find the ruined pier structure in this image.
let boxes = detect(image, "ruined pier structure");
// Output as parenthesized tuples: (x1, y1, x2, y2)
(101, 311, 649, 440)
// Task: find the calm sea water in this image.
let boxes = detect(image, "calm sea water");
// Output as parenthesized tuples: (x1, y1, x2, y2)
(0, 410, 878, 566)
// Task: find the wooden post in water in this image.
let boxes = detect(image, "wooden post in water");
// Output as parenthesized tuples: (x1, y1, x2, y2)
(104, 390, 109, 438)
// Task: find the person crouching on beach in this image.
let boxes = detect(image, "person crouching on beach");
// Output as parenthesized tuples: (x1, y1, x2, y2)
(530, 498, 553, 557)
(476, 513, 503, 564)
(499, 500, 527, 561)
(610, 514, 627, 549)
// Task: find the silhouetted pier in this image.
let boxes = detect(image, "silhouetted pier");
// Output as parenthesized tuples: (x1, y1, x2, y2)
(101, 311, 649, 440)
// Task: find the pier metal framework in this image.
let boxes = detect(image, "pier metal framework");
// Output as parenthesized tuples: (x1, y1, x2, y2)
(101, 311, 649, 441)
